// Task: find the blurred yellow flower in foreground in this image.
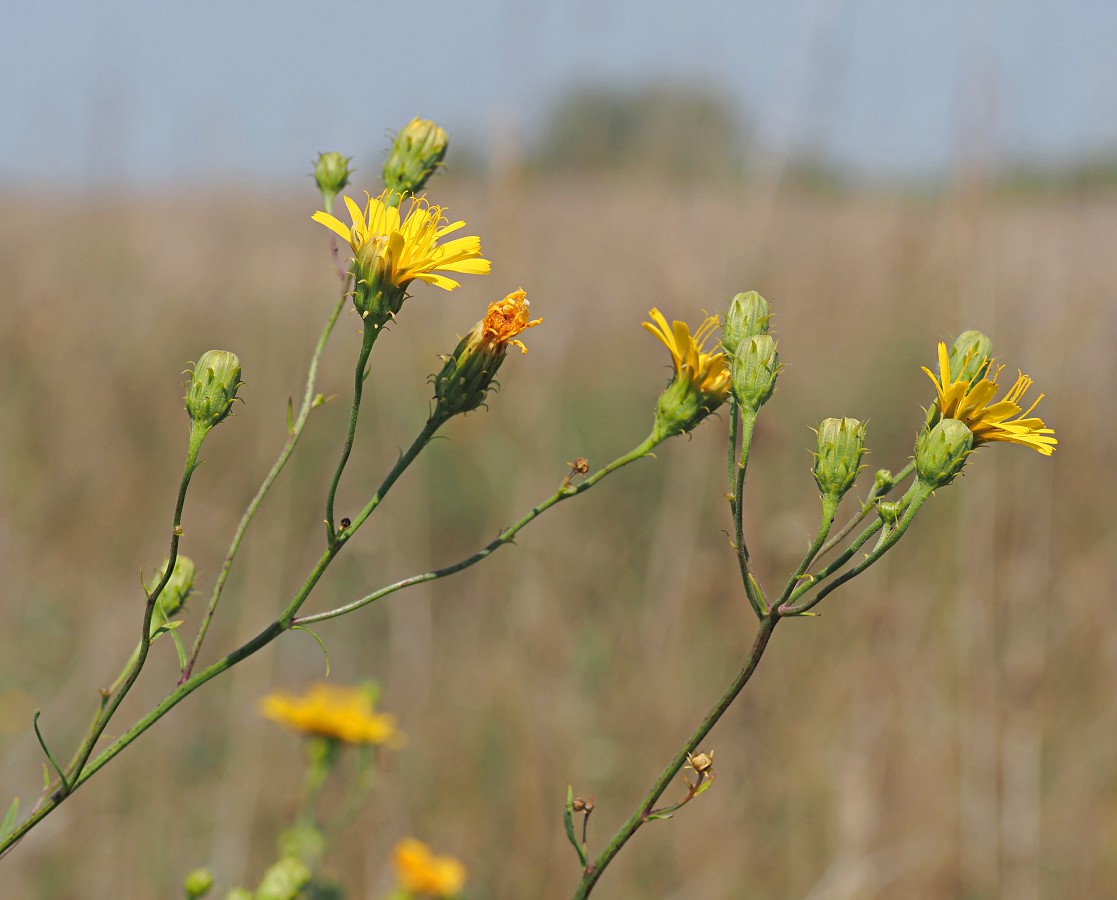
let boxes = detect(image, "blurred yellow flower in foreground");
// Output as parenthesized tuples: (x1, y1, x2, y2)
(260, 683, 402, 746)
(923, 342, 1057, 456)
(643, 308, 731, 404)
(393, 838, 467, 898)
(312, 190, 490, 292)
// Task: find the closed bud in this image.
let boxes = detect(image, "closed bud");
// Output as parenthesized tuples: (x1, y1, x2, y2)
(721, 291, 770, 358)
(812, 417, 867, 500)
(876, 499, 903, 525)
(873, 468, 895, 495)
(730, 334, 780, 412)
(313, 151, 352, 212)
(383, 117, 449, 200)
(183, 868, 214, 899)
(948, 329, 992, 384)
(915, 418, 973, 488)
(185, 351, 243, 431)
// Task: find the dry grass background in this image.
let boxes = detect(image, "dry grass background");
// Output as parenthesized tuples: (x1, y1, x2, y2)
(0, 172, 1113, 898)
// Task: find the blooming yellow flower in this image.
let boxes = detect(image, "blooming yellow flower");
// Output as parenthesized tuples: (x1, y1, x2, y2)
(478, 288, 542, 354)
(392, 838, 467, 898)
(260, 683, 403, 746)
(923, 342, 1056, 455)
(643, 308, 732, 403)
(312, 190, 490, 292)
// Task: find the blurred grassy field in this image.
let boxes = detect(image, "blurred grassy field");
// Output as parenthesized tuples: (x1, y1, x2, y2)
(0, 173, 1112, 899)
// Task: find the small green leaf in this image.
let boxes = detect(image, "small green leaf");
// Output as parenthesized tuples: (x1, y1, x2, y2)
(291, 625, 330, 676)
(1, 797, 19, 841)
(694, 779, 714, 796)
(287, 397, 295, 432)
(646, 812, 674, 821)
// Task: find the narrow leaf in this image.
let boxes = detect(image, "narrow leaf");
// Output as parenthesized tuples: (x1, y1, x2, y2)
(0, 797, 19, 841)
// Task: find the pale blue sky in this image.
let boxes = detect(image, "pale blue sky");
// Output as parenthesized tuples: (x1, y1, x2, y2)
(3, 0, 1116, 187)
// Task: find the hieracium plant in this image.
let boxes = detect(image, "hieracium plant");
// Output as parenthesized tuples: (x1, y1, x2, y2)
(0, 117, 1056, 899)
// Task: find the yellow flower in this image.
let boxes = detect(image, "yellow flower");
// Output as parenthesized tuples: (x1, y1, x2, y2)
(312, 190, 490, 292)
(392, 838, 467, 898)
(643, 308, 731, 402)
(478, 288, 542, 354)
(260, 683, 403, 746)
(923, 342, 1057, 456)
(643, 308, 731, 439)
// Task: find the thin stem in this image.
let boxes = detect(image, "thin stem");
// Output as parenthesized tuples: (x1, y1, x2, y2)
(181, 287, 349, 682)
(775, 493, 839, 609)
(325, 324, 378, 544)
(294, 434, 661, 626)
(819, 460, 915, 558)
(64, 423, 206, 789)
(781, 480, 932, 616)
(571, 615, 780, 899)
(0, 430, 662, 856)
(732, 407, 765, 616)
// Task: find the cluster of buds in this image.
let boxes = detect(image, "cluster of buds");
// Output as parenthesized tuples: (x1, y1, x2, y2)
(722, 292, 780, 415)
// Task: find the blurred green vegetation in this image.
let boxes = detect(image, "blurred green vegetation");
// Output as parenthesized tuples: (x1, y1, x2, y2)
(0, 164, 1110, 899)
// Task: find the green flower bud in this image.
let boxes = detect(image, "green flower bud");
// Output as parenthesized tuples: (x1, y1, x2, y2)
(383, 117, 449, 199)
(873, 468, 895, 495)
(146, 555, 195, 624)
(812, 417, 867, 500)
(185, 351, 243, 431)
(730, 334, 780, 412)
(313, 151, 352, 212)
(948, 329, 992, 384)
(255, 857, 311, 900)
(721, 291, 770, 358)
(876, 499, 904, 525)
(915, 418, 974, 488)
(183, 867, 214, 899)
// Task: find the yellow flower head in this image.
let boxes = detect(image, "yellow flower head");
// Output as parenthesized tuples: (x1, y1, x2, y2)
(260, 683, 403, 746)
(643, 308, 731, 402)
(312, 190, 491, 292)
(392, 838, 467, 898)
(923, 342, 1056, 456)
(643, 308, 731, 439)
(478, 288, 542, 355)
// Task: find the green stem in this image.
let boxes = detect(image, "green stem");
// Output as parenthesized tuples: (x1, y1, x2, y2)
(63, 422, 207, 790)
(819, 460, 915, 558)
(325, 323, 379, 544)
(775, 493, 839, 609)
(732, 407, 765, 616)
(0, 415, 443, 856)
(571, 614, 779, 899)
(181, 288, 348, 682)
(294, 434, 660, 626)
(780, 480, 932, 616)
